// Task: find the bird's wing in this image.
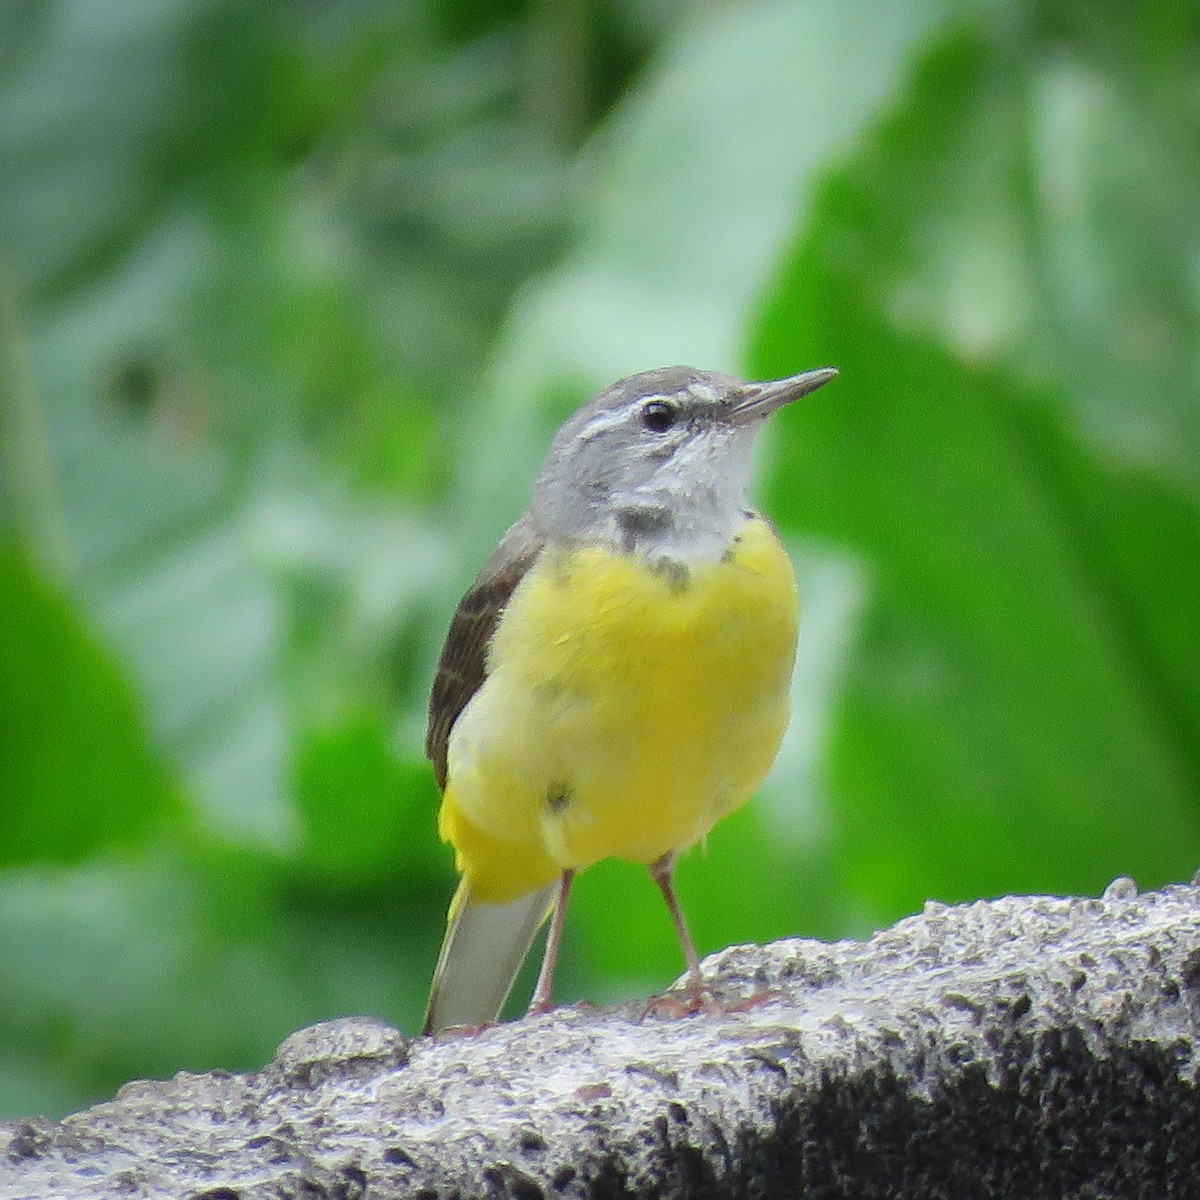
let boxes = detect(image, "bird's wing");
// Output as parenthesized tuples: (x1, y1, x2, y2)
(426, 516, 546, 790)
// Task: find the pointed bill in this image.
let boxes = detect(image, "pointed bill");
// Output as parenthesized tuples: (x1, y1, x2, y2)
(728, 366, 838, 425)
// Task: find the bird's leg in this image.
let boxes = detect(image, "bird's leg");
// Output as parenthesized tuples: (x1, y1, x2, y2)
(526, 869, 575, 1017)
(647, 852, 714, 1014)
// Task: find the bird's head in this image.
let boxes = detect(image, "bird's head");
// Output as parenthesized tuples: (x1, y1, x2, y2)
(530, 365, 836, 559)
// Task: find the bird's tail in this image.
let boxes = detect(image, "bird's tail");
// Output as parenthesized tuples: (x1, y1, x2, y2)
(423, 878, 556, 1035)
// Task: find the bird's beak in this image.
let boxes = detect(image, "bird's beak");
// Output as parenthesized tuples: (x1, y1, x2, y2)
(729, 366, 838, 425)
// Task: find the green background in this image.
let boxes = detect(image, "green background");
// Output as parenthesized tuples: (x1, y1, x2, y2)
(1, 0, 1197, 1119)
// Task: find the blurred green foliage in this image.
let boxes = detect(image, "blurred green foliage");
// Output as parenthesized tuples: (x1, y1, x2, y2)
(1, 0, 1197, 1119)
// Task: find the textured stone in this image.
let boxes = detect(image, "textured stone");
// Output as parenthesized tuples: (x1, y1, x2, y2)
(2, 881, 1198, 1198)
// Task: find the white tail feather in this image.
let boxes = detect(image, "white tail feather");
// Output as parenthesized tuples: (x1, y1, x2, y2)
(423, 881, 555, 1034)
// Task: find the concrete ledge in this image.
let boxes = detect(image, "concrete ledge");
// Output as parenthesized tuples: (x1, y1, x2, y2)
(3, 879, 1199, 1198)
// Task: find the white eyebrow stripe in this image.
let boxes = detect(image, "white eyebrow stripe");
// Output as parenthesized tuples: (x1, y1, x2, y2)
(577, 385, 715, 445)
(577, 406, 633, 441)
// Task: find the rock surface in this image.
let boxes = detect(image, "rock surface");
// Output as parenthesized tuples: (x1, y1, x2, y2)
(3, 880, 1199, 1198)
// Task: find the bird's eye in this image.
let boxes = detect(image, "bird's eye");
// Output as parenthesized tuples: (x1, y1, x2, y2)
(640, 400, 677, 432)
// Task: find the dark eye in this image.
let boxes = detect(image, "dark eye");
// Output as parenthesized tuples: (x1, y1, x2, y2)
(640, 400, 677, 432)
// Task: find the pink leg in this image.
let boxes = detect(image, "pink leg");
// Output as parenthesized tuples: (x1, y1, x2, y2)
(649, 852, 708, 1006)
(526, 869, 575, 1016)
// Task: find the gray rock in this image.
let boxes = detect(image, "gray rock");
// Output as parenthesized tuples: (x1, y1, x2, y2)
(3, 880, 1199, 1198)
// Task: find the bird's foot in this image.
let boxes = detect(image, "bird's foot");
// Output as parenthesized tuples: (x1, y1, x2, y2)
(721, 986, 777, 1014)
(640, 983, 721, 1021)
(524, 997, 599, 1022)
(641, 983, 777, 1021)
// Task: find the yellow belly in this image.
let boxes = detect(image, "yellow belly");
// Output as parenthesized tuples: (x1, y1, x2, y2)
(439, 516, 799, 902)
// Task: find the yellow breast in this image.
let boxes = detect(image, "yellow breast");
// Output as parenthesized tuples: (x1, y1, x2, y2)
(440, 516, 798, 902)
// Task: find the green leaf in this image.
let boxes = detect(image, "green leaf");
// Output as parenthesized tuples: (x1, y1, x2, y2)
(0, 548, 177, 867)
(750, 17, 1200, 921)
(291, 713, 441, 888)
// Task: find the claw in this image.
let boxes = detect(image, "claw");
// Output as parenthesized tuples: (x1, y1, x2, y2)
(640, 982, 719, 1021)
(641, 983, 776, 1021)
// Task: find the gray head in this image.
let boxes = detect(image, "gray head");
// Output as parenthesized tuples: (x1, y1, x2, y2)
(529, 364, 837, 560)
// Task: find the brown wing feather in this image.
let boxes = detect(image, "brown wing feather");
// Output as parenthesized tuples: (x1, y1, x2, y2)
(426, 517, 545, 790)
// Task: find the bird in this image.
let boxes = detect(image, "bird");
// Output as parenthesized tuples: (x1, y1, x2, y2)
(422, 363, 837, 1034)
